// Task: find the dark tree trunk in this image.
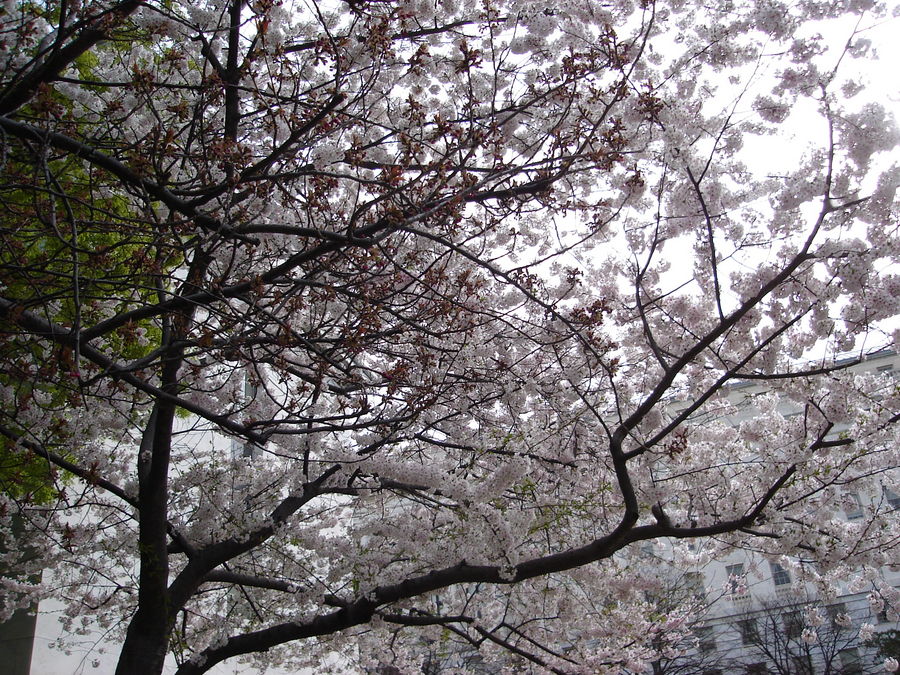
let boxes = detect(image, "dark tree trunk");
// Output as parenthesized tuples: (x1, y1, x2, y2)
(115, 374, 178, 673)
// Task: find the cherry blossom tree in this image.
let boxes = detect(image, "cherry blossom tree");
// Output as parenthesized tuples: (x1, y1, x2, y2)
(0, 0, 898, 673)
(733, 597, 872, 675)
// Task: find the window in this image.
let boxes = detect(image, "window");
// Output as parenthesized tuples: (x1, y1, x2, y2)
(783, 611, 803, 639)
(827, 602, 848, 625)
(770, 561, 791, 587)
(696, 626, 716, 653)
(745, 663, 768, 675)
(726, 563, 746, 595)
(738, 618, 759, 645)
(685, 571, 706, 602)
(885, 487, 900, 511)
(826, 602, 856, 633)
(875, 600, 897, 624)
(791, 654, 813, 675)
(844, 492, 863, 520)
(838, 648, 862, 675)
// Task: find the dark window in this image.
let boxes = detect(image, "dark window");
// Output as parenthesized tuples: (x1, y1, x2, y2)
(770, 561, 791, 586)
(745, 663, 768, 675)
(696, 626, 716, 653)
(791, 654, 813, 675)
(839, 648, 862, 675)
(845, 492, 863, 520)
(726, 563, 746, 595)
(885, 487, 900, 510)
(685, 571, 706, 602)
(827, 602, 849, 626)
(784, 611, 803, 639)
(739, 618, 759, 645)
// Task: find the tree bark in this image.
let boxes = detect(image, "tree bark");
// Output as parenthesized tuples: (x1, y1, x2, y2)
(115, 373, 178, 673)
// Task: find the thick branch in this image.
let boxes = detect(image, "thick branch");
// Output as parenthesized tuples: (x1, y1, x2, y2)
(0, 0, 144, 114)
(175, 463, 798, 673)
(0, 116, 256, 243)
(166, 465, 341, 615)
(0, 422, 136, 507)
(203, 570, 296, 593)
(0, 298, 267, 445)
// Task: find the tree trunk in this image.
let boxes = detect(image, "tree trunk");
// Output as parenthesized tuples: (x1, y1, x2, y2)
(116, 613, 171, 675)
(115, 397, 176, 675)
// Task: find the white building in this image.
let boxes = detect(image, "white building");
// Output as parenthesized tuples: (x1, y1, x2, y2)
(650, 350, 900, 675)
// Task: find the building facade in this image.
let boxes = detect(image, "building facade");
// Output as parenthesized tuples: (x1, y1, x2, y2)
(652, 351, 900, 675)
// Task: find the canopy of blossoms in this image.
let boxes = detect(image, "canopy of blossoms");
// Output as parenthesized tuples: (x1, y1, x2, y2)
(0, 0, 897, 672)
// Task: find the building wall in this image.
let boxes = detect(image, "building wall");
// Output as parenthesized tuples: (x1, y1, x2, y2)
(657, 351, 900, 674)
